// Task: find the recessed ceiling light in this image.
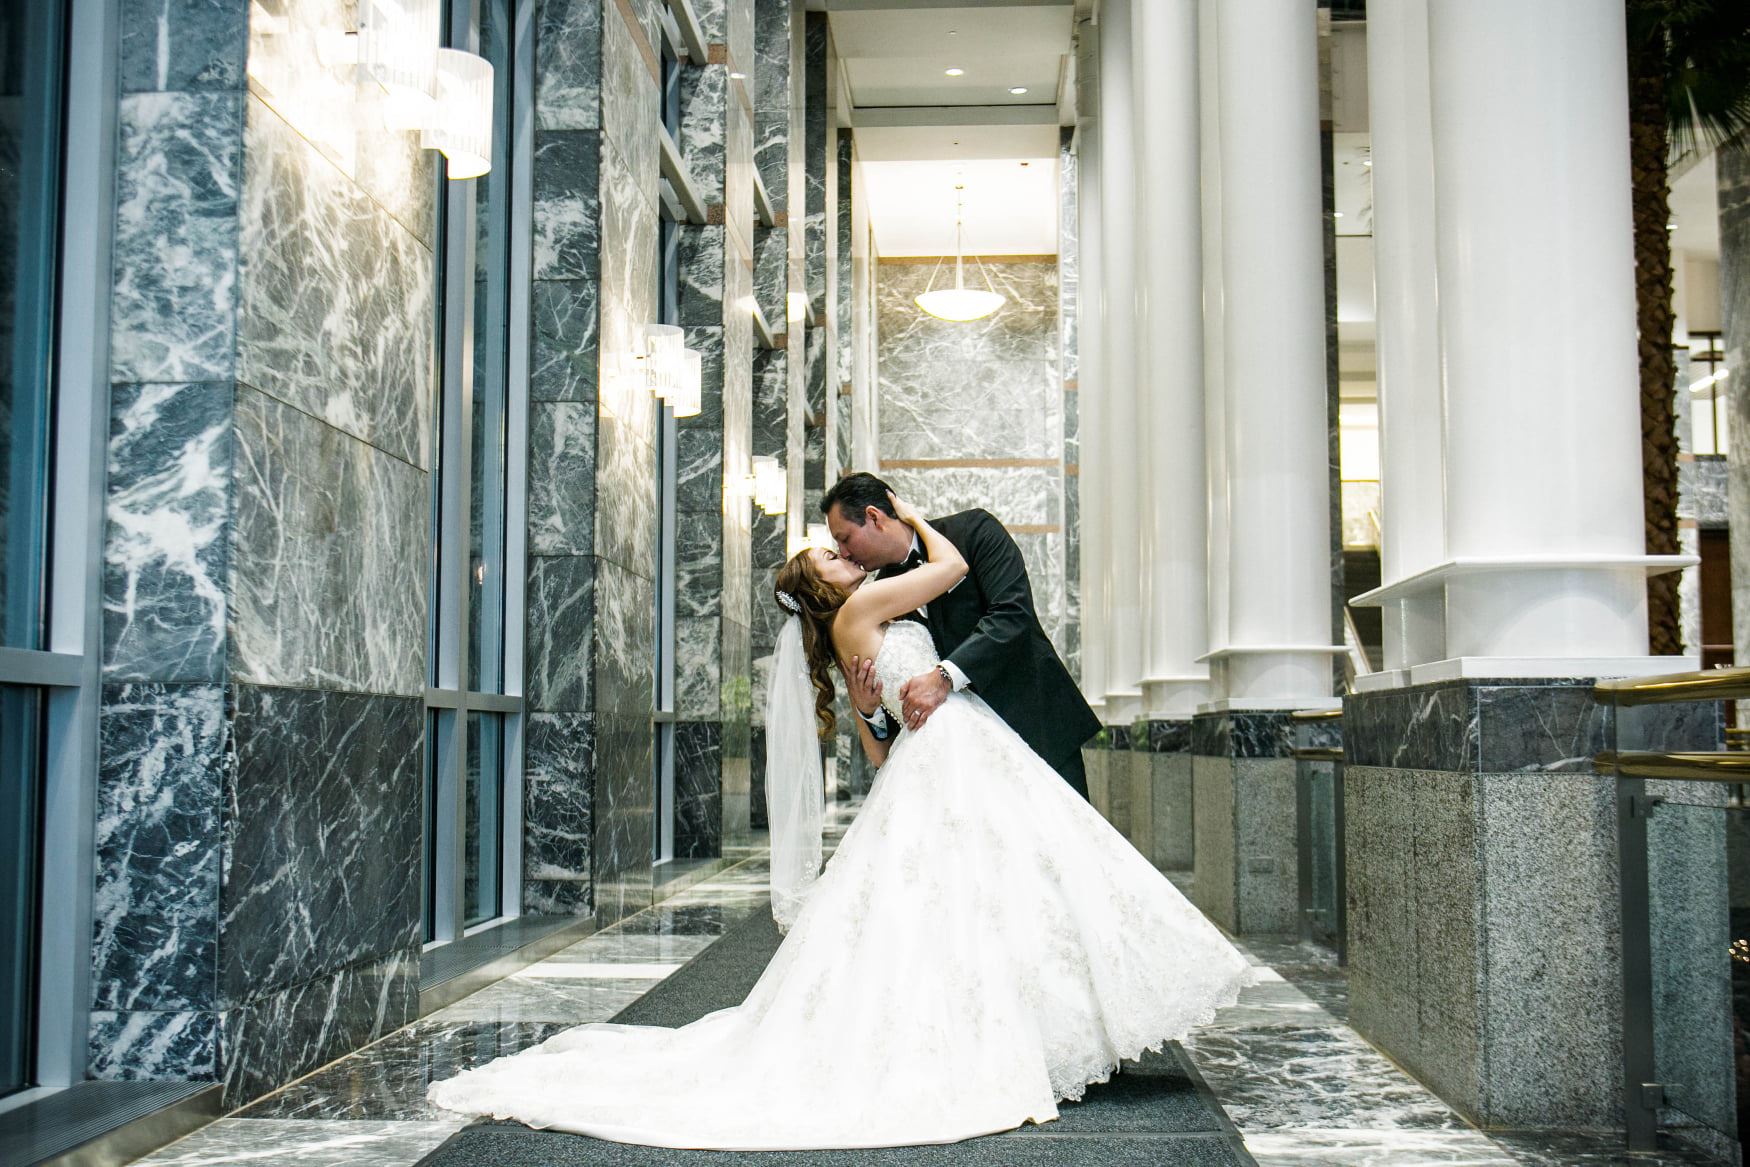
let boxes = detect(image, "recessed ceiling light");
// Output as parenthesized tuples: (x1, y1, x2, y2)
(1334, 211, 1345, 218)
(729, 71, 745, 80)
(1009, 86, 1028, 95)
(945, 67, 965, 77)
(1361, 159, 1372, 167)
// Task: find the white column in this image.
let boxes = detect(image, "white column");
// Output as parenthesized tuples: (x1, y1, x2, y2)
(1098, 0, 1144, 721)
(1075, 16, 1108, 718)
(1208, 0, 1338, 706)
(1198, 0, 1229, 677)
(1365, 0, 1446, 676)
(1425, 0, 1678, 665)
(1133, 0, 1209, 718)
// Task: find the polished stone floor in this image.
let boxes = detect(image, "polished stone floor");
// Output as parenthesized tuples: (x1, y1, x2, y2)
(128, 802, 1725, 1166)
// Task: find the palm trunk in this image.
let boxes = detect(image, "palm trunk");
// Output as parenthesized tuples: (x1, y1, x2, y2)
(1629, 30, 1682, 657)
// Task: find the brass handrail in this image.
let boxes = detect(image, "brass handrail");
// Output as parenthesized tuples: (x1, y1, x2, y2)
(1293, 747, 1344, 762)
(1291, 708, 1344, 721)
(1593, 750, 1750, 783)
(1592, 666, 1750, 706)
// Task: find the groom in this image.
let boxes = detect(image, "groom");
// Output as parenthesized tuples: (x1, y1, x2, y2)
(822, 471, 1100, 799)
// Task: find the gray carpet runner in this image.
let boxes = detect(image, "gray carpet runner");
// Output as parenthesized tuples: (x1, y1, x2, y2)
(417, 905, 1256, 1166)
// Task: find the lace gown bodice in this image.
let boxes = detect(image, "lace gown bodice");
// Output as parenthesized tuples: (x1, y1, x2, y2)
(872, 620, 939, 722)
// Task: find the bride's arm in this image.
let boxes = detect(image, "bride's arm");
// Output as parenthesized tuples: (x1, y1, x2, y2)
(839, 494, 966, 627)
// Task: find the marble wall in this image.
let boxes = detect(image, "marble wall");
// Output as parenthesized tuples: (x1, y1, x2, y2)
(97, 0, 432, 1102)
(747, 0, 804, 828)
(1190, 713, 1301, 936)
(522, 0, 608, 918)
(1058, 127, 1081, 677)
(874, 259, 1070, 652)
(672, 0, 756, 859)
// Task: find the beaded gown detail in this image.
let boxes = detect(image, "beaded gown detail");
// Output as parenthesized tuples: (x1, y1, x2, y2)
(428, 620, 1253, 1149)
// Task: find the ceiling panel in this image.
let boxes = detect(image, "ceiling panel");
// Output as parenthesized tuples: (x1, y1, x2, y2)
(832, 4, 1071, 109)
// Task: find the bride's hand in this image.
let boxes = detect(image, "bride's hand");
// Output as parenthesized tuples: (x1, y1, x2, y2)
(887, 490, 922, 528)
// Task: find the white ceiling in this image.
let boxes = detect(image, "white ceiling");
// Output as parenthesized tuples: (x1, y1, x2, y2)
(1669, 151, 1721, 259)
(831, 4, 1072, 109)
(833, 3, 1072, 258)
(859, 156, 1060, 256)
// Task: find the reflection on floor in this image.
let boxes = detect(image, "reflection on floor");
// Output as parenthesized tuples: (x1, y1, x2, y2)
(129, 802, 1721, 1166)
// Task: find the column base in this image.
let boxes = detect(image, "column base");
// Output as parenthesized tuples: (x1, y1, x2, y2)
(1345, 676, 1724, 1130)
(1190, 711, 1298, 936)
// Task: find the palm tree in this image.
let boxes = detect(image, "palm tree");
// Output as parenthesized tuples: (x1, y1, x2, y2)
(1626, 0, 1750, 657)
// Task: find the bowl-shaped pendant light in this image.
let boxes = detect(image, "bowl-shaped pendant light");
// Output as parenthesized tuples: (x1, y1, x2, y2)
(914, 190, 1005, 322)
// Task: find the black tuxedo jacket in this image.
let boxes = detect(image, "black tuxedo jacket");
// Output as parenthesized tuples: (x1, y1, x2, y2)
(881, 509, 1100, 773)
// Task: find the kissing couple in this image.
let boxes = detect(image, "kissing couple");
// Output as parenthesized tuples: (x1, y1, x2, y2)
(430, 472, 1253, 1149)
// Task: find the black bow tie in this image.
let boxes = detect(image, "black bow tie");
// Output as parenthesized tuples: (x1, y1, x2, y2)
(901, 549, 925, 571)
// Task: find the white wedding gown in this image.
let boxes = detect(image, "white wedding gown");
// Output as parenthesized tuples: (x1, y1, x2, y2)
(428, 620, 1253, 1149)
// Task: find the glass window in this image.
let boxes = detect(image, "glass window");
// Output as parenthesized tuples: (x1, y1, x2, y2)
(0, 0, 67, 1097)
(425, 0, 521, 945)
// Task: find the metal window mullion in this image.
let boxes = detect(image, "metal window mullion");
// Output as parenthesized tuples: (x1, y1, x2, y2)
(434, 101, 479, 944)
(34, 0, 116, 1089)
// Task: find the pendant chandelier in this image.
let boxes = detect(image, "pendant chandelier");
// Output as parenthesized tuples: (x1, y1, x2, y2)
(914, 186, 1005, 322)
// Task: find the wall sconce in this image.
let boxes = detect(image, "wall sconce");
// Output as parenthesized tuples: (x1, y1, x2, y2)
(423, 48, 494, 179)
(359, 0, 443, 131)
(641, 324, 703, 418)
(746, 455, 787, 516)
(786, 523, 833, 559)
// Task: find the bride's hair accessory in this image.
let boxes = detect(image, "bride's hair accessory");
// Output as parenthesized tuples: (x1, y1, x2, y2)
(777, 589, 801, 614)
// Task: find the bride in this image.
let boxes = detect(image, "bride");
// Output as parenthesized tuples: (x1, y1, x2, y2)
(427, 494, 1254, 1149)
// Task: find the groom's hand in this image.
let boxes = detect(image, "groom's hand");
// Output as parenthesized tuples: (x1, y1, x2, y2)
(845, 655, 884, 717)
(899, 670, 950, 731)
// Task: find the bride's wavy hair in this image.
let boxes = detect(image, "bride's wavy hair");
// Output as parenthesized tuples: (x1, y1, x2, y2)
(774, 550, 850, 742)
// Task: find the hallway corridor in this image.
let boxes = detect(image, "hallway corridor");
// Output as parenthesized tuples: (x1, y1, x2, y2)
(111, 801, 1712, 1167)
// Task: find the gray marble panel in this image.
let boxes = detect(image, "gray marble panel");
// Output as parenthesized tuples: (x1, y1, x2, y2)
(533, 130, 601, 282)
(121, 0, 247, 93)
(593, 558, 655, 721)
(230, 386, 427, 696)
(531, 278, 599, 403)
(726, 101, 755, 267)
(753, 0, 791, 116)
(1680, 456, 1729, 526)
(87, 1008, 219, 1081)
(111, 91, 244, 384)
(93, 683, 226, 1012)
(679, 63, 727, 198)
(1015, 531, 1064, 646)
(238, 97, 433, 469)
(681, 322, 727, 432)
(104, 382, 233, 682)
(523, 712, 595, 915)
(1058, 128, 1078, 385)
(877, 467, 1058, 528)
(676, 616, 722, 719)
(877, 260, 1059, 363)
(679, 225, 727, 327)
(674, 720, 723, 858)
(677, 418, 725, 517)
(221, 947, 419, 1106)
(222, 686, 422, 1001)
(601, 0, 658, 208)
(1345, 764, 1423, 1081)
(535, 0, 603, 131)
(528, 402, 597, 556)
(123, 1118, 466, 1166)
(1409, 769, 1484, 1115)
(754, 115, 788, 221)
(591, 711, 655, 924)
(752, 224, 788, 325)
(676, 512, 724, 617)
(525, 554, 595, 712)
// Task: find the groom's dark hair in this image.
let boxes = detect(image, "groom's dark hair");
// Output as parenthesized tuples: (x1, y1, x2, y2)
(820, 471, 897, 525)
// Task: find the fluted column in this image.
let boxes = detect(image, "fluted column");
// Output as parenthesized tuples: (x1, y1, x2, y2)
(1074, 15, 1108, 720)
(1133, 0, 1209, 717)
(1208, 0, 1336, 706)
(1098, 0, 1144, 721)
(1365, 0, 1445, 677)
(1424, 0, 1676, 664)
